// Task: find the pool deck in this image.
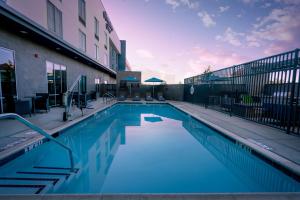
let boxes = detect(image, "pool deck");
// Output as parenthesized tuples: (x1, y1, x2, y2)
(0, 100, 300, 199)
(169, 101, 300, 176)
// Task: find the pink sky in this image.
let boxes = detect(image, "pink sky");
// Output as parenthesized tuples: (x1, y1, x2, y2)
(102, 0, 300, 83)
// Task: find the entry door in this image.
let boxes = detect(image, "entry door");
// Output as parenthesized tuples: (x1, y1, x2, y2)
(46, 61, 67, 106)
(0, 47, 17, 113)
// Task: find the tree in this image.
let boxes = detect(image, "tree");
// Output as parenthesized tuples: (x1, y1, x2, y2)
(203, 65, 211, 75)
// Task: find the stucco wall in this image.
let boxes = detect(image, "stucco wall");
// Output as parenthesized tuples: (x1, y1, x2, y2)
(0, 27, 115, 99)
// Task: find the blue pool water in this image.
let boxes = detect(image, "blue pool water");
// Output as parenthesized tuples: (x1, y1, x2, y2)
(0, 103, 299, 194)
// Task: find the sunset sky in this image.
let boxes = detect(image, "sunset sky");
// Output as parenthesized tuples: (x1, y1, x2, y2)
(102, 0, 300, 83)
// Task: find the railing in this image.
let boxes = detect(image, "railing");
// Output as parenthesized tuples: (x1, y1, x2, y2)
(63, 75, 83, 121)
(184, 49, 300, 135)
(103, 92, 116, 104)
(0, 113, 75, 172)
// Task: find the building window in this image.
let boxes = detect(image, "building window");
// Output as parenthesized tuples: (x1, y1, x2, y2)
(47, 1, 63, 37)
(78, 0, 86, 25)
(46, 61, 67, 106)
(0, 47, 17, 113)
(104, 32, 108, 49)
(79, 30, 86, 52)
(95, 44, 99, 60)
(104, 53, 108, 67)
(94, 17, 99, 40)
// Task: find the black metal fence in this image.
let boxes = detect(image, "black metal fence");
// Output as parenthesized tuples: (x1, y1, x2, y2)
(184, 49, 300, 135)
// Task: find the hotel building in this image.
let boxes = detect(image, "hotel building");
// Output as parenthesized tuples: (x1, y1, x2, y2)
(0, 0, 129, 111)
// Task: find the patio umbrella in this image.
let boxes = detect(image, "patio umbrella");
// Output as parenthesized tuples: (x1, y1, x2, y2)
(145, 77, 164, 97)
(121, 76, 139, 97)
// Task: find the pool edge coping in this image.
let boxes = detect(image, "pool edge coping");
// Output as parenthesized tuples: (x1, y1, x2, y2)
(168, 102, 300, 179)
(0, 192, 299, 199)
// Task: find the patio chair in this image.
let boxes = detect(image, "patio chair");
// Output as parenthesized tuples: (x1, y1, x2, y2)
(15, 99, 32, 117)
(35, 93, 49, 112)
(132, 93, 141, 101)
(118, 93, 127, 101)
(145, 92, 153, 101)
(157, 92, 165, 101)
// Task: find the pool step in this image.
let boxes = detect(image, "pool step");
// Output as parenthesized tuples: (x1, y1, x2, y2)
(0, 177, 59, 185)
(0, 184, 45, 194)
(16, 171, 71, 179)
(0, 166, 79, 194)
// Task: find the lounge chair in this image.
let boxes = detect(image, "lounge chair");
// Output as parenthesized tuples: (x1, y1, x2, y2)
(118, 93, 126, 101)
(145, 92, 153, 101)
(132, 93, 141, 101)
(157, 92, 165, 101)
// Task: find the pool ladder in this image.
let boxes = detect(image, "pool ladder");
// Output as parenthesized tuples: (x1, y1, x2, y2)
(0, 113, 78, 194)
(103, 92, 116, 104)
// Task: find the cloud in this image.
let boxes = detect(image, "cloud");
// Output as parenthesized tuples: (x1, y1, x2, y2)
(136, 49, 154, 59)
(165, 0, 180, 10)
(198, 11, 216, 28)
(216, 27, 245, 46)
(187, 47, 249, 73)
(219, 6, 230, 13)
(246, 6, 300, 48)
(165, 0, 199, 10)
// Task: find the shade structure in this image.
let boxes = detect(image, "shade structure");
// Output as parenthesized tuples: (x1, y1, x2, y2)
(121, 76, 139, 97)
(144, 77, 164, 97)
(144, 77, 164, 83)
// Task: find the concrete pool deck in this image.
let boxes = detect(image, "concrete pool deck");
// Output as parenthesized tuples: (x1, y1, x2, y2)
(169, 101, 300, 177)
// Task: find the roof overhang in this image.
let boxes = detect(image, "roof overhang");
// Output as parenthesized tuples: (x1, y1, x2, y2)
(0, 2, 116, 78)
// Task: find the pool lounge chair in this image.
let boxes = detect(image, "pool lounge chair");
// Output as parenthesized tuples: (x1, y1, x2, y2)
(118, 93, 126, 101)
(157, 92, 165, 101)
(132, 93, 141, 101)
(145, 92, 153, 101)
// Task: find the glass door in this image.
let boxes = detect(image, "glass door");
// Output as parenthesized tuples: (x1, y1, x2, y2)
(46, 61, 67, 106)
(0, 47, 17, 113)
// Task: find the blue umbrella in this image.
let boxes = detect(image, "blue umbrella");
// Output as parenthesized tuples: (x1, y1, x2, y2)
(145, 77, 164, 97)
(145, 77, 164, 83)
(122, 76, 139, 97)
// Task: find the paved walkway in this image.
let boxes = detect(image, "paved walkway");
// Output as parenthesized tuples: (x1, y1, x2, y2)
(169, 101, 300, 166)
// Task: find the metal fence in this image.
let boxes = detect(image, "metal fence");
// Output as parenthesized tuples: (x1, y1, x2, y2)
(184, 49, 300, 135)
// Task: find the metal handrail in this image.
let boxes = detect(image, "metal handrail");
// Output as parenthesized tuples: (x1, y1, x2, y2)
(63, 75, 83, 121)
(0, 113, 75, 172)
(103, 92, 115, 104)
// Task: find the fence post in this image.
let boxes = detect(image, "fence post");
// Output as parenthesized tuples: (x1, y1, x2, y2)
(286, 49, 299, 134)
(230, 66, 236, 117)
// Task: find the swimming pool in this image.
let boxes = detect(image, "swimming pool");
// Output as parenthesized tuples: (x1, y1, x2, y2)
(0, 103, 299, 194)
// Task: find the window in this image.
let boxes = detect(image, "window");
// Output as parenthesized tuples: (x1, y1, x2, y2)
(104, 32, 108, 49)
(104, 53, 108, 66)
(95, 44, 99, 60)
(79, 30, 86, 52)
(46, 61, 67, 106)
(0, 47, 17, 113)
(78, 0, 86, 25)
(94, 17, 99, 40)
(47, 1, 63, 37)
